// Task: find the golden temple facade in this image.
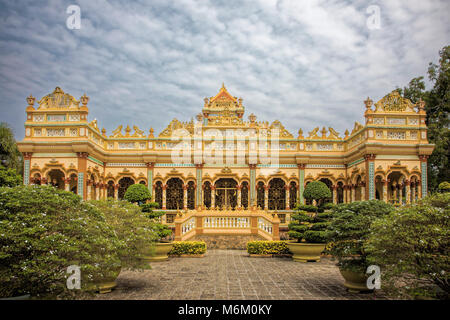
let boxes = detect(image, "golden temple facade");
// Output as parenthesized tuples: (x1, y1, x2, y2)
(18, 84, 434, 228)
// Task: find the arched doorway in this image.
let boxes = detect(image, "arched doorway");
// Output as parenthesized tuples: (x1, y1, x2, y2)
(256, 181, 265, 209)
(187, 181, 195, 210)
(32, 173, 41, 185)
(337, 181, 344, 203)
(69, 173, 78, 194)
(154, 181, 163, 208)
(387, 172, 405, 205)
(241, 181, 249, 209)
(118, 177, 135, 200)
(289, 181, 297, 209)
(214, 178, 237, 209)
(268, 178, 286, 210)
(166, 178, 184, 210)
(48, 169, 65, 189)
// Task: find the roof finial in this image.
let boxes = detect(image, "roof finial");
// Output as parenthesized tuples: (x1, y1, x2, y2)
(221, 82, 226, 89)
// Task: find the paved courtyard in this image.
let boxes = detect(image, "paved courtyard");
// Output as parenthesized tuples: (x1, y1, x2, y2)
(91, 250, 386, 300)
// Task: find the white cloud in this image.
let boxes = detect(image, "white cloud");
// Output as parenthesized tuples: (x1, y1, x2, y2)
(0, 0, 448, 140)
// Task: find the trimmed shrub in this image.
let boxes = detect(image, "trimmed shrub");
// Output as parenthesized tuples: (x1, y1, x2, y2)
(288, 210, 331, 243)
(303, 181, 331, 205)
(88, 199, 159, 270)
(123, 184, 151, 204)
(246, 241, 290, 255)
(366, 193, 450, 299)
(0, 165, 21, 187)
(169, 241, 207, 255)
(321, 202, 335, 210)
(295, 204, 319, 212)
(438, 181, 450, 192)
(0, 185, 121, 298)
(326, 200, 394, 273)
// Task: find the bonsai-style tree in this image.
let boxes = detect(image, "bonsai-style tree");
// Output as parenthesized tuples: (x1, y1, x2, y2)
(438, 181, 450, 193)
(303, 181, 331, 207)
(365, 193, 450, 299)
(123, 183, 151, 204)
(0, 185, 121, 298)
(88, 199, 159, 270)
(288, 205, 331, 243)
(326, 200, 394, 273)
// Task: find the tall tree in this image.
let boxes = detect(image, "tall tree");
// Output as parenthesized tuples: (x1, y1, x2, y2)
(0, 122, 22, 174)
(425, 46, 450, 190)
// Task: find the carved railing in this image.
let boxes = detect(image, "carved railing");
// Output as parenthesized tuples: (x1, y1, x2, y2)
(173, 208, 280, 241)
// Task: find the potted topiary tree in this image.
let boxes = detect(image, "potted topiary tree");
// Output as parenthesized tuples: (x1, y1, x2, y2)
(0, 185, 122, 298)
(88, 199, 159, 270)
(438, 181, 450, 193)
(141, 201, 173, 262)
(287, 205, 331, 262)
(326, 200, 394, 293)
(303, 181, 331, 207)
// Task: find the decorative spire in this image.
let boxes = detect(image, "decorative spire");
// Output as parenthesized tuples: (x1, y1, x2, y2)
(297, 128, 303, 139)
(80, 93, 89, 106)
(344, 129, 349, 138)
(321, 127, 327, 138)
(125, 125, 131, 137)
(148, 128, 154, 138)
(417, 98, 426, 114)
(364, 97, 373, 109)
(26, 94, 35, 107)
(101, 128, 106, 136)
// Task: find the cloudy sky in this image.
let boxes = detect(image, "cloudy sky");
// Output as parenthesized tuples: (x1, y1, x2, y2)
(0, 0, 449, 140)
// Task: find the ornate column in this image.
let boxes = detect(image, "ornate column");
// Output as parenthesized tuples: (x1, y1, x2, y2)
(249, 164, 256, 206)
(237, 184, 242, 209)
(285, 185, 290, 209)
(382, 179, 388, 203)
(183, 184, 188, 210)
(411, 182, 416, 203)
(360, 182, 366, 201)
(114, 184, 119, 200)
(23, 152, 32, 185)
(86, 180, 92, 201)
(298, 164, 306, 204)
(419, 155, 429, 198)
(399, 183, 404, 205)
(332, 185, 337, 204)
(211, 186, 216, 209)
(95, 183, 100, 200)
(264, 185, 269, 210)
(417, 180, 422, 200)
(364, 154, 376, 200)
(195, 164, 203, 209)
(162, 184, 167, 209)
(146, 162, 154, 200)
(351, 185, 356, 202)
(76, 152, 88, 199)
(64, 178, 71, 192)
(405, 179, 411, 204)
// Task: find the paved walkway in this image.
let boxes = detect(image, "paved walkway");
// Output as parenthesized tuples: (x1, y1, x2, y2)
(91, 250, 386, 300)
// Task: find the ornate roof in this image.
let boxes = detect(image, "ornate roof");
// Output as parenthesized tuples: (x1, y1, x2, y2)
(37, 87, 80, 109)
(374, 90, 415, 113)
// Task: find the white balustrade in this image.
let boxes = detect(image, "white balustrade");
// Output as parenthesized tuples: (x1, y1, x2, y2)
(258, 217, 273, 234)
(203, 217, 250, 229)
(181, 217, 196, 235)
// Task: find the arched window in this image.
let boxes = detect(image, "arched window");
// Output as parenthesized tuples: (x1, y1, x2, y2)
(337, 181, 344, 203)
(257, 181, 265, 209)
(166, 178, 184, 210)
(187, 181, 195, 210)
(289, 181, 297, 209)
(154, 181, 163, 208)
(107, 180, 115, 198)
(48, 169, 65, 189)
(214, 178, 237, 209)
(241, 181, 249, 209)
(319, 178, 333, 204)
(69, 174, 78, 194)
(268, 178, 286, 210)
(203, 181, 212, 209)
(118, 177, 135, 200)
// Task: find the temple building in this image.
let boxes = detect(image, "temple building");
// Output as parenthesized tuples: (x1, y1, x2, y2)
(17, 85, 434, 242)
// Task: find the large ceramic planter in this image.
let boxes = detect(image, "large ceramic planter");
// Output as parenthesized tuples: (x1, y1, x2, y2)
(143, 242, 174, 262)
(89, 265, 122, 294)
(339, 268, 372, 293)
(286, 242, 326, 262)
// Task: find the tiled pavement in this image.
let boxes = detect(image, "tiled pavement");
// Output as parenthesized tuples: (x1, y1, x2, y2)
(91, 250, 386, 300)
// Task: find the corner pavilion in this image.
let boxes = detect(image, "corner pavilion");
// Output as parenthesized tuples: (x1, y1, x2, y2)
(17, 84, 434, 243)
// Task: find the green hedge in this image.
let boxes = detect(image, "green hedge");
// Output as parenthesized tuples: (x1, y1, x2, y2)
(169, 241, 207, 255)
(246, 241, 290, 255)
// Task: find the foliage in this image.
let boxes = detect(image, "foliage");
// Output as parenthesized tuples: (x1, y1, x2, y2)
(123, 183, 151, 204)
(0, 165, 22, 187)
(153, 223, 173, 241)
(295, 204, 320, 213)
(0, 185, 121, 298)
(365, 193, 450, 299)
(0, 122, 22, 174)
(325, 200, 394, 273)
(141, 202, 164, 219)
(303, 181, 331, 206)
(398, 46, 449, 191)
(246, 241, 290, 255)
(321, 202, 335, 210)
(438, 181, 450, 192)
(169, 241, 207, 255)
(88, 199, 159, 270)
(288, 210, 331, 243)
